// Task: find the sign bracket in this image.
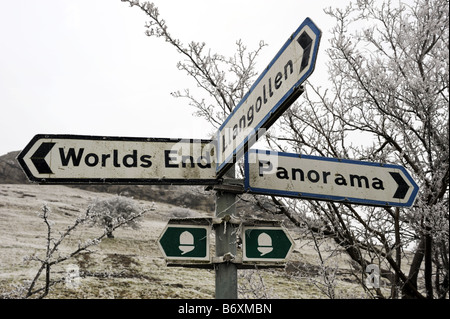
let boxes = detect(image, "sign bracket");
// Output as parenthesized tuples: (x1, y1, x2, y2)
(205, 178, 245, 194)
(166, 257, 286, 270)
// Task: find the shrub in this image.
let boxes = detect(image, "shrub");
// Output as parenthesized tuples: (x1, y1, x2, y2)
(88, 196, 144, 238)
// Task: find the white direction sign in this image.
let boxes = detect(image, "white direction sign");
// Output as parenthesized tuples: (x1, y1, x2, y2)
(245, 150, 419, 208)
(216, 18, 321, 177)
(17, 134, 217, 184)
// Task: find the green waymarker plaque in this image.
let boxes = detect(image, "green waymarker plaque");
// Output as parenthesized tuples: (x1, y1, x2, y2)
(242, 226, 294, 262)
(158, 225, 210, 261)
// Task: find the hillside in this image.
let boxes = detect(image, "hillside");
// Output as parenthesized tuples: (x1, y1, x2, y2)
(0, 183, 369, 299)
(0, 151, 28, 184)
(0, 150, 214, 212)
(0, 151, 369, 299)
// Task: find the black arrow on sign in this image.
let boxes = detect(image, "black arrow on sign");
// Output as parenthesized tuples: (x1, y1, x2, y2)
(389, 172, 410, 199)
(297, 31, 313, 74)
(30, 142, 55, 174)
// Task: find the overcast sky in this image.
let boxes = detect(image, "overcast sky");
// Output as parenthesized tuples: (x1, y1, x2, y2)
(0, 0, 340, 156)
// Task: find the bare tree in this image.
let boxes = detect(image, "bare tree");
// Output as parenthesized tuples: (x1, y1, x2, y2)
(121, 0, 448, 298)
(270, 0, 449, 298)
(88, 196, 145, 238)
(23, 201, 151, 299)
(120, 0, 266, 131)
(238, 270, 277, 299)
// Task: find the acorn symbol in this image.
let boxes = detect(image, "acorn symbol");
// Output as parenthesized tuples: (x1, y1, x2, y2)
(179, 231, 195, 255)
(257, 232, 273, 256)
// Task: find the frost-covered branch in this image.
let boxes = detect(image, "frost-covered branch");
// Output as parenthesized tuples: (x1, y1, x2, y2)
(120, 0, 448, 299)
(121, 0, 266, 128)
(23, 200, 153, 299)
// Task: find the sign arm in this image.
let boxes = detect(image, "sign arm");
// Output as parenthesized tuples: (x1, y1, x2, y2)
(216, 18, 321, 177)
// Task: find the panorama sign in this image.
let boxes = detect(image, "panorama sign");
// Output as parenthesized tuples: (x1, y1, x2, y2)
(244, 149, 419, 207)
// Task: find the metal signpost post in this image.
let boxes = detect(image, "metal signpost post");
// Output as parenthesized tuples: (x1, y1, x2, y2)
(214, 166, 238, 299)
(244, 149, 419, 207)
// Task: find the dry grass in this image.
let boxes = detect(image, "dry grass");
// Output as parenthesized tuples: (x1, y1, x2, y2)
(0, 184, 369, 299)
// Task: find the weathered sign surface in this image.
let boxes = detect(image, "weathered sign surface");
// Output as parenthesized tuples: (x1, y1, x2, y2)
(242, 225, 294, 263)
(216, 18, 321, 177)
(17, 134, 217, 184)
(158, 222, 210, 262)
(245, 149, 419, 207)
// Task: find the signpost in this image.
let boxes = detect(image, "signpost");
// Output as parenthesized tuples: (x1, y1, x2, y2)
(17, 18, 323, 295)
(158, 219, 211, 262)
(17, 134, 217, 185)
(216, 18, 321, 177)
(17, 13, 422, 300)
(242, 224, 294, 263)
(244, 149, 419, 207)
(157, 217, 295, 266)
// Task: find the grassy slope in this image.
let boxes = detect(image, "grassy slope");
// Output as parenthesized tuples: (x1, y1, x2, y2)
(0, 184, 369, 299)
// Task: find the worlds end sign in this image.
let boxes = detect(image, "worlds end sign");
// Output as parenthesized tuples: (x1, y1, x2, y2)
(17, 134, 217, 185)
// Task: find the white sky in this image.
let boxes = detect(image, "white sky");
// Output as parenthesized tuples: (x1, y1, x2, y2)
(0, 0, 341, 156)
